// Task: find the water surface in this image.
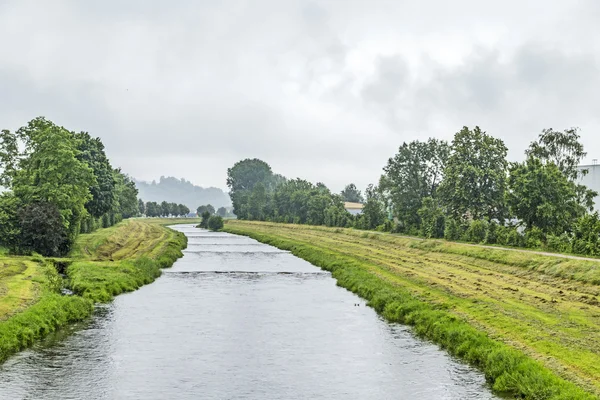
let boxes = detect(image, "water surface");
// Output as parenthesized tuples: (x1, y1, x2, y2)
(0, 224, 499, 399)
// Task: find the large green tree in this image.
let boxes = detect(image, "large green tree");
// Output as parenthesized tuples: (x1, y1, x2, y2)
(440, 126, 508, 221)
(526, 127, 586, 181)
(380, 138, 449, 230)
(507, 157, 586, 235)
(75, 132, 116, 219)
(527, 127, 596, 210)
(113, 170, 139, 219)
(227, 159, 274, 219)
(340, 183, 364, 203)
(2, 118, 95, 248)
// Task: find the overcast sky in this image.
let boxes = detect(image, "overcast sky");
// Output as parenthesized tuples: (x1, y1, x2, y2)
(1, 0, 599, 192)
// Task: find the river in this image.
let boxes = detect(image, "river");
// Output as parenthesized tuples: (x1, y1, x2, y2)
(0, 225, 499, 399)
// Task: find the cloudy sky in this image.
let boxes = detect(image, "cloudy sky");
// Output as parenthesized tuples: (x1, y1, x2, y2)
(1, 0, 599, 192)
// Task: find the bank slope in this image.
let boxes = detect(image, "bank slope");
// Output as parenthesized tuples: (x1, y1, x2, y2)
(0, 219, 190, 363)
(223, 220, 600, 400)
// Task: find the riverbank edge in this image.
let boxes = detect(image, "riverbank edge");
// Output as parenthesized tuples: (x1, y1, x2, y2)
(223, 223, 597, 400)
(0, 222, 188, 364)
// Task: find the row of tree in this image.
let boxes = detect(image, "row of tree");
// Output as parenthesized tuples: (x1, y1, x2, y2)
(226, 159, 384, 229)
(141, 201, 190, 218)
(0, 117, 140, 256)
(197, 204, 229, 218)
(227, 126, 600, 256)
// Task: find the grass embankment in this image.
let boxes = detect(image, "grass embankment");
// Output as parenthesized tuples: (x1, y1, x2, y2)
(0, 257, 93, 363)
(68, 219, 188, 302)
(224, 220, 600, 400)
(0, 219, 189, 362)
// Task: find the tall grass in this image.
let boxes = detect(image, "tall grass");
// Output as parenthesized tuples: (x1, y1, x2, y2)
(68, 229, 187, 302)
(0, 222, 188, 364)
(225, 224, 597, 400)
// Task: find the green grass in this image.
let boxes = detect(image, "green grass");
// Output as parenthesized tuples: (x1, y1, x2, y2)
(0, 258, 93, 363)
(0, 218, 188, 363)
(224, 220, 600, 400)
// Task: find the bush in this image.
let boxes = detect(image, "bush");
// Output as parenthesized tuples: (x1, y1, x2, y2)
(199, 211, 211, 228)
(444, 218, 462, 241)
(525, 227, 545, 249)
(506, 228, 525, 247)
(463, 220, 488, 243)
(546, 233, 571, 253)
(208, 215, 224, 231)
(570, 213, 600, 256)
(485, 221, 499, 244)
(19, 202, 68, 256)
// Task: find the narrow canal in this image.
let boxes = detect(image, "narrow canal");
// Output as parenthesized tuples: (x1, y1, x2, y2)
(0, 225, 499, 399)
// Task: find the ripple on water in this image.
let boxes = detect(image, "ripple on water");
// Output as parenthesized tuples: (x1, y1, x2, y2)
(0, 225, 500, 400)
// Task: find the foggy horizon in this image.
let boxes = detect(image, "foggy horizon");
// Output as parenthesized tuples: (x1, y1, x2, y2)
(2, 0, 599, 193)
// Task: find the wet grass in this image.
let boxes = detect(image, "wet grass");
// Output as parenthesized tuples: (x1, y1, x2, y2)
(0, 219, 188, 363)
(67, 218, 187, 301)
(224, 220, 600, 400)
(0, 258, 93, 363)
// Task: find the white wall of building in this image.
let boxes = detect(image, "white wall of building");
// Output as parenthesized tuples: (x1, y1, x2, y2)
(580, 165, 600, 211)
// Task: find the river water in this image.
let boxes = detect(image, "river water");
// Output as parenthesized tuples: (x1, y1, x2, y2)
(0, 225, 499, 400)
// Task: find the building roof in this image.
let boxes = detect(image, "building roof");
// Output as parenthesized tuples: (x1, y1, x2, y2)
(344, 202, 364, 210)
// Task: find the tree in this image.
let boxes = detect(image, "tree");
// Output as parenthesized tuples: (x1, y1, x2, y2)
(19, 202, 68, 256)
(248, 183, 267, 220)
(359, 184, 386, 230)
(199, 211, 211, 228)
(417, 197, 445, 238)
(227, 159, 274, 218)
(2, 118, 95, 248)
(507, 157, 586, 235)
(178, 204, 190, 217)
(113, 170, 139, 219)
(380, 138, 450, 231)
(138, 199, 145, 215)
(0, 192, 21, 251)
(526, 127, 586, 181)
(217, 206, 227, 217)
(340, 183, 364, 203)
(439, 126, 508, 221)
(161, 201, 170, 217)
(196, 204, 215, 215)
(74, 132, 116, 219)
(207, 215, 224, 231)
(527, 127, 596, 211)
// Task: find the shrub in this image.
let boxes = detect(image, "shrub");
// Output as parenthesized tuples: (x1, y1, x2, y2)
(485, 220, 499, 244)
(546, 233, 571, 253)
(444, 218, 462, 241)
(463, 220, 488, 243)
(506, 228, 525, 247)
(208, 215, 224, 231)
(525, 227, 545, 249)
(19, 202, 68, 256)
(199, 211, 211, 228)
(570, 213, 600, 256)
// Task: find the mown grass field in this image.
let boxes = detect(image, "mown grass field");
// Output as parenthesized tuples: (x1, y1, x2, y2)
(224, 220, 600, 400)
(0, 218, 190, 362)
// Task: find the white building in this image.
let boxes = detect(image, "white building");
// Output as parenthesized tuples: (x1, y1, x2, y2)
(579, 164, 600, 211)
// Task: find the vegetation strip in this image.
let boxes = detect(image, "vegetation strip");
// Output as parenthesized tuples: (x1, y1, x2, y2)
(224, 220, 599, 400)
(0, 219, 191, 363)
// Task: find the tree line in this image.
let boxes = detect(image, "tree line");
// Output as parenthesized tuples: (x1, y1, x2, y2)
(226, 159, 386, 230)
(0, 117, 142, 256)
(227, 126, 600, 256)
(141, 201, 190, 218)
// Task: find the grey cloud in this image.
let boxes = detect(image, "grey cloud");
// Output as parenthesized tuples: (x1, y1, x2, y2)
(1, 0, 600, 192)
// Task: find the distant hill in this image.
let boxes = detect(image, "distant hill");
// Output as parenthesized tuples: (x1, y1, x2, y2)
(135, 177, 231, 210)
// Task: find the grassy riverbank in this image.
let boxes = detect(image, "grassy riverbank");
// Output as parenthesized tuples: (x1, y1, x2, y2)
(223, 220, 600, 400)
(0, 218, 190, 362)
